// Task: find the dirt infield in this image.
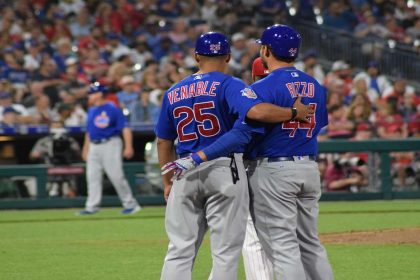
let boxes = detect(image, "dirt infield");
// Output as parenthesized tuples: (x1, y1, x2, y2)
(320, 228, 420, 245)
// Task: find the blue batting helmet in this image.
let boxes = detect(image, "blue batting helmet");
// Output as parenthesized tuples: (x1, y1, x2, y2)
(195, 32, 230, 56)
(88, 82, 108, 95)
(257, 24, 301, 59)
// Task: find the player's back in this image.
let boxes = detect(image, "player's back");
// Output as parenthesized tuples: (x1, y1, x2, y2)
(249, 67, 328, 157)
(156, 71, 253, 155)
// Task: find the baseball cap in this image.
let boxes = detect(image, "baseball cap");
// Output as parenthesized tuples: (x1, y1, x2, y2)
(302, 49, 318, 61)
(367, 60, 379, 69)
(332, 60, 350, 71)
(252, 57, 269, 78)
(120, 75, 135, 85)
(88, 82, 108, 95)
(3, 106, 19, 115)
(65, 57, 78, 67)
(232, 32, 245, 42)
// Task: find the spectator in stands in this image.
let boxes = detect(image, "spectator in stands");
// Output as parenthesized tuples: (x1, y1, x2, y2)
(294, 49, 325, 84)
(27, 94, 55, 124)
(229, 32, 247, 71)
(130, 39, 153, 69)
(406, 17, 420, 42)
(23, 40, 42, 72)
(32, 56, 63, 106)
(324, 155, 368, 192)
(347, 94, 372, 124)
(354, 61, 391, 98)
(375, 100, 407, 139)
(55, 102, 86, 127)
(53, 38, 75, 73)
(117, 75, 139, 115)
(350, 77, 379, 105)
(325, 60, 353, 97)
(354, 11, 390, 39)
(327, 104, 355, 139)
(69, 7, 93, 38)
(327, 90, 345, 110)
(382, 77, 416, 103)
(385, 16, 412, 44)
(1, 106, 21, 126)
(322, 2, 357, 32)
(0, 91, 28, 123)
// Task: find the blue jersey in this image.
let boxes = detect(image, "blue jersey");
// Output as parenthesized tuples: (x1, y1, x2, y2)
(155, 71, 262, 155)
(247, 67, 328, 158)
(87, 102, 126, 141)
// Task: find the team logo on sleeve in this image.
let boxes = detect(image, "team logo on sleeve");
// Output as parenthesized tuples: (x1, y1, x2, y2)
(94, 111, 110, 128)
(241, 88, 257, 99)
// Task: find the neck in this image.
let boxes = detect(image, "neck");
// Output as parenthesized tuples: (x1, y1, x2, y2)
(94, 99, 107, 106)
(268, 60, 294, 72)
(196, 64, 225, 74)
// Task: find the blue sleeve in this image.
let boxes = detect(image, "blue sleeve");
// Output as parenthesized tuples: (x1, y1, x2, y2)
(115, 105, 127, 129)
(154, 92, 177, 140)
(224, 78, 263, 121)
(201, 120, 263, 161)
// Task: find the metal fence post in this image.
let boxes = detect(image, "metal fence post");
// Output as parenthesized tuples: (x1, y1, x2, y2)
(379, 152, 392, 200)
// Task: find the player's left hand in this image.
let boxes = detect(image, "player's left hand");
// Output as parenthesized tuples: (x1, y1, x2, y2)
(123, 147, 134, 159)
(161, 156, 198, 181)
(293, 96, 314, 123)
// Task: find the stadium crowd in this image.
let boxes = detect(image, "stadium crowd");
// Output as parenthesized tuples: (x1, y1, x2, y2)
(0, 0, 418, 192)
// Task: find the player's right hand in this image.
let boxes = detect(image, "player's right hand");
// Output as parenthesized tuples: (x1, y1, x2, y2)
(161, 156, 198, 181)
(293, 96, 314, 123)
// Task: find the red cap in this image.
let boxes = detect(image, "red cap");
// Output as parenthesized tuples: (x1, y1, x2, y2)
(252, 57, 269, 80)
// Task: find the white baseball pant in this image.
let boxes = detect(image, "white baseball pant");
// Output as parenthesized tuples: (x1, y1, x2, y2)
(242, 214, 274, 280)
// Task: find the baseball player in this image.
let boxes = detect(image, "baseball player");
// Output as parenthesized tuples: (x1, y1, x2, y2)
(78, 83, 141, 215)
(156, 32, 312, 280)
(242, 57, 274, 280)
(246, 24, 334, 279)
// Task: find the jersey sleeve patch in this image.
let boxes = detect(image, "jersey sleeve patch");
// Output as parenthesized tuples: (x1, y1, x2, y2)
(241, 88, 257, 99)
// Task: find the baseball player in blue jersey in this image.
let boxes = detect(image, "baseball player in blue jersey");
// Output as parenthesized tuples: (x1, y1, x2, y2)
(246, 24, 334, 280)
(156, 32, 313, 280)
(78, 83, 141, 215)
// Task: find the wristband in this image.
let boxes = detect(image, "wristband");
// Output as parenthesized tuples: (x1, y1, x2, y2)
(291, 107, 297, 121)
(191, 153, 203, 165)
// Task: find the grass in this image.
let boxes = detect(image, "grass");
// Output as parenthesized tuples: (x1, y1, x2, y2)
(0, 200, 419, 280)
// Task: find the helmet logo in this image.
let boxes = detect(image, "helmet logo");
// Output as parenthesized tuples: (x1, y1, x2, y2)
(288, 48, 298, 56)
(210, 43, 221, 52)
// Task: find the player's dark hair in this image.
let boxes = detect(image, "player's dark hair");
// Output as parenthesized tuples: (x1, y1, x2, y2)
(267, 47, 296, 63)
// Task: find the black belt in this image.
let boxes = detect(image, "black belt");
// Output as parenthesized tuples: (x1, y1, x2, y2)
(263, 156, 317, 162)
(91, 137, 114, 144)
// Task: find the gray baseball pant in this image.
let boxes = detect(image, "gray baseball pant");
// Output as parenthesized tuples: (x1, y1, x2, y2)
(161, 154, 249, 280)
(85, 137, 139, 212)
(248, 158, 333, 280)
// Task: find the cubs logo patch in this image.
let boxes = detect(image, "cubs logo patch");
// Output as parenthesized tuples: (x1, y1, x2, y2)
(241, 88, 257, 99)
(94, 111, 110, 128)
(288, 48, 298, 56)
(210, 44, 221, 53)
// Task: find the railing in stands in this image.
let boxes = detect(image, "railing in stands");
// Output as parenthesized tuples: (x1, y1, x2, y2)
(0, 139, 419, 209)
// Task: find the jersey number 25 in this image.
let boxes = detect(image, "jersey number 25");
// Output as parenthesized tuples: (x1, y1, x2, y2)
(174, 101, 221, 142)
(282, 103, 317, 137)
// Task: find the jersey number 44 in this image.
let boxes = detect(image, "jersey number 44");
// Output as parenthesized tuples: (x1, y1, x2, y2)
(282, 103, 317, 137)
